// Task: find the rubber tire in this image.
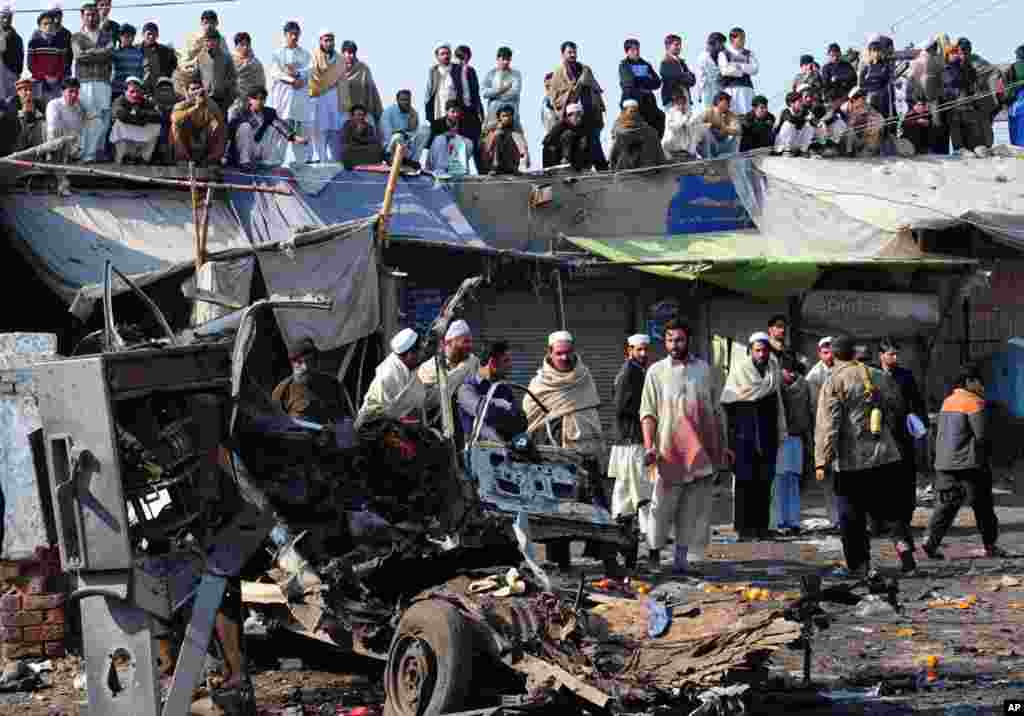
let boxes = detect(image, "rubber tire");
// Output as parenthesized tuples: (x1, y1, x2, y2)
(383, 599, 475, 716)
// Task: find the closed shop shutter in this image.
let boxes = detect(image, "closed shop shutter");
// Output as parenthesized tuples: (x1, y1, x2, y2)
(563, 293, 631, 434)
(474, 291, 560, 391)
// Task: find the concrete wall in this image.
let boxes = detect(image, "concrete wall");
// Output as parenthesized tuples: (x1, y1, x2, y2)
(0, 333, 58, 560)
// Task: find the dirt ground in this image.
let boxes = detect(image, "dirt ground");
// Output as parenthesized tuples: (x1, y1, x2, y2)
(4, 475, 1024, 715)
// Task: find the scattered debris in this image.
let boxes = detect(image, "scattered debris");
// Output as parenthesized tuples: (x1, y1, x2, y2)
(854, 595, 898, 618)
(687, 684, 750, 715)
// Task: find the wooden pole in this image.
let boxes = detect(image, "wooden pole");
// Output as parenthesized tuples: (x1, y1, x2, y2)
(0, 158, 292, 195)
(199, 185, 213, 270)
(190, 162, 201, 273)
(376, 144, 404, 249)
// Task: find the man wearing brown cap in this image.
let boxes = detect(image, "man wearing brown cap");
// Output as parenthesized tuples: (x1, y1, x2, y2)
(13, 74, 45, 150)
(272, 338, 347, 424)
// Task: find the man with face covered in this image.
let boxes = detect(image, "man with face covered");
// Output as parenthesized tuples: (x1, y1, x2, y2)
(642, 319, 730, 574)
(272, 338, 346, 425)
(721, 332, 786, 541)
(479, 104, 528, 174)
(609, 334, 653, 536)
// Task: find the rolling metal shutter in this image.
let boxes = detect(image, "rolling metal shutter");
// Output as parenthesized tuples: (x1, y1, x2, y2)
(563, 294, 631, 434)
(474, 291, 560, 391)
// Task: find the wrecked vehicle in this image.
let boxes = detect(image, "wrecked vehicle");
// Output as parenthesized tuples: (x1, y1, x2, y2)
(31, 266, 799, 716)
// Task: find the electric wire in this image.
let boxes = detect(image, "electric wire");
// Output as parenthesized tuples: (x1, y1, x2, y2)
(14, 0, 238, 13)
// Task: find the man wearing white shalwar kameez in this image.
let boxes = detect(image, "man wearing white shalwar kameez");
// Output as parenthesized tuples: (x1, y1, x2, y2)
(307, 29, 342, 163)
(356, 328, 426, 430)
(609, 335, 652, 536)
(417, 320, 480, 419)
(641, 319, 730, 574)
(268, 20, 310, 164)
(717, 28, 759, 115)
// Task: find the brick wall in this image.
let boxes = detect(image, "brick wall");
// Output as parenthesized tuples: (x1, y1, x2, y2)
(0, 546, 67, 659)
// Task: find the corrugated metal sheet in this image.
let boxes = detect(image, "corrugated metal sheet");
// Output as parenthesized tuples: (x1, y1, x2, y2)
(475, 291, 559, 392)
(563, 293, 631, 434)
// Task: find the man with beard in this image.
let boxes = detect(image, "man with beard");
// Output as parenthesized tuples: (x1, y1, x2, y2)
(739, 94, 774, 152)
(268, 20, 310, 164)
(642, 319, 730, 574)
(774, 91, 814, 156)
(13, 75, 45, 150)
(549, 41, 608, 170)
(110, 75, 161, 163)
(660, 33, 695, 109)
(772, 351, 811, 535)
(356, 328, 426, 429)
(815, 335, 917, 576)
(807, 337, 838, 528)
(27, 11, 68, 106)
(228, 86, 307, 167)
(524, 331, 605, 569)
(767, 314, 788, 356)
(878, 338, 925, 531)
(542, 102, 591, 170)
(457, 340, 527, 443)
(418, 319, 480, 421)
(272, 338, 346, 425)
(380, 89, 420, 163)
(425, 43, 458, 125)
(619, 38, 663, 137)
(139, 22, 177, 97)
(609, 98, 663, 170)
(326, 39, 383, 163)
(339, 103, 382, 168)
(421, 99, 476, 175)
(721, 332, 786, 541)
(609, 334, 652, 539)
(307, 29, 342, 163)
(479, 104, 528, 174)
(229, 31, 263, 121)
(0, 5, 24, 102)
(171, 75, 226, 165)
(717, 27, 759, 115)
(70, 1, 113, 162)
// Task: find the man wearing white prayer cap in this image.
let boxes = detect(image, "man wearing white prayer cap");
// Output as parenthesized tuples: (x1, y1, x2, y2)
(609, 333, 653, 542)
(355, 328, 427, 428)
(524, 327, 606, 569)
(541, 101, 591, 170)
(418, 318, 479, 417)
(805, 335, 838, 527)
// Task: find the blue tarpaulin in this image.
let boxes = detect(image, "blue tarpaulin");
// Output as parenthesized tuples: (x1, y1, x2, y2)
(225, 165, 487, 247)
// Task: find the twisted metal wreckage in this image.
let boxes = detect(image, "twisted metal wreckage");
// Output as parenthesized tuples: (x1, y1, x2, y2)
(34, 255, 898, 716)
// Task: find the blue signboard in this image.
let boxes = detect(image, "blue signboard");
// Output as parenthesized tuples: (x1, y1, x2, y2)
(667, 173, 754, 235)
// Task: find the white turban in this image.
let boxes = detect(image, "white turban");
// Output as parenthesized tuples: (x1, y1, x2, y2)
(818, 336, 833, 348)
(565, 103, 583, 115)
(548, 330, 573, 346)
(445, 319, 471, 341)
(390, 328, 418, 354)
(622, 99, 640, 109)
(749, 331, 771, 345)
(627, 334, 651, 347)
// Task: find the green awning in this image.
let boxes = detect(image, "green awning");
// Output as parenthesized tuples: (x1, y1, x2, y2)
(564, 232, 977, 298)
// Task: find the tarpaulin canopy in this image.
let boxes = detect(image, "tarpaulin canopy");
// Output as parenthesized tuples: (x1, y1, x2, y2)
(225, 164, 487, 248)
(564, 231, 975, 298)
(0, 190, 249, 303)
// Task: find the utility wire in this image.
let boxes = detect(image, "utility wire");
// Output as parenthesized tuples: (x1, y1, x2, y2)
(14, 0, 238, 13)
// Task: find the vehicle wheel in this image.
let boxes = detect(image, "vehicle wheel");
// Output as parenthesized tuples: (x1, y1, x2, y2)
(383, 599, 475, 716)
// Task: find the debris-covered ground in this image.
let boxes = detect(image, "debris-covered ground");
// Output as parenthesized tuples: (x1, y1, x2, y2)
(3, 476, 1023, 716)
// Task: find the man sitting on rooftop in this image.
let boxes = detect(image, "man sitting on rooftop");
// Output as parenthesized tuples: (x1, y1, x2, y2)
(421, 99, 476, 176)
(110, 75, 161, 163)
(14, 74, 46, 152)
(696, 91, 741, 158)
(379, 88, 421, 164)
(479, 104, 528, 175)
(609, 98, 663, 170)
(170, 74, 226, 166)
(45, 77, 84, 194)
(228, 85, 306, 167)
(541, 102, 591, 170)
(340, 102, 383, 168)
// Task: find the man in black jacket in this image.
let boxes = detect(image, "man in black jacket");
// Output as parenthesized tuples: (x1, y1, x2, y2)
(110, 76, 162, 163)
(542, 103, 592, 170)
(739, 94, 774, 151)
(620, 38, 663, 137)
(878, 338, 925, 529)
(609, 334, 652, 538)
(229, 86, 307, 167)
(660, 34, 695, 109)
(821, 42, 856, 98)
(139, 22, 177, 97)
(1, 5, 24, 101)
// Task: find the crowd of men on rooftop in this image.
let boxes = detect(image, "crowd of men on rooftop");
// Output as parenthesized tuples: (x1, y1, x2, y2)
(2, 5, 1022, 185)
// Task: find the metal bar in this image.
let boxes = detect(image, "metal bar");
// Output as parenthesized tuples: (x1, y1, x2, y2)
(0, 158, 293, 194)
(568, 257, 980, 268)
(161, 574, 227, 716)
(109, 263, 179, 346)
(14, 0, 237, 12)
(0, 136, 76, 161)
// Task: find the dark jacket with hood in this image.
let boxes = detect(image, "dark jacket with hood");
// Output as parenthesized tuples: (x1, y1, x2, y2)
(821, 59, 856, 95)
(612, 359, 645, 445)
